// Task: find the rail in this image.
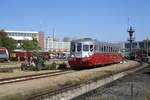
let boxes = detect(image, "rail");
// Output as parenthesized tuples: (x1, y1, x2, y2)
(0, 70, 74, 85)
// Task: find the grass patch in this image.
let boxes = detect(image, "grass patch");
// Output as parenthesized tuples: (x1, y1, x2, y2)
(145, 93, 150, 100)
(0, 69, 58, 79)
(0, 61, 19, 65)
(79, 71, 112, 82)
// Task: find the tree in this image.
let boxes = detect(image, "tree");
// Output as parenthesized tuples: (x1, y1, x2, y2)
(21, 38, 40, 51)
(0, 30, 17, 51)
(32, 38, 41, 50)
(32, 51, 46, 70)
(21, 51, 47, 71)
(0, 29, 7, 37)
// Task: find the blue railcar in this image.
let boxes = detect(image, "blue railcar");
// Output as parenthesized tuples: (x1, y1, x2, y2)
(0, 47, 9, 62)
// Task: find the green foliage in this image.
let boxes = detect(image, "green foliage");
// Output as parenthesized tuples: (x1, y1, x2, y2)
(21, 38, 40, 51)
(27, 65, 37, 71)
(28, 51, 47, 71)
(50, 62, 57, 69)
(0, 30, 40, 51)
(0, 30, 17, 51)
(32, 38, 40, 50)
(41, 65, 50, 70)
(41, 62, 57, 70)
(21, 51, 58, 71)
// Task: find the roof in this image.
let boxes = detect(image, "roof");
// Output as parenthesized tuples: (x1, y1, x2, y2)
(5, 30, 39, 34)
(71, 38, 96, 43)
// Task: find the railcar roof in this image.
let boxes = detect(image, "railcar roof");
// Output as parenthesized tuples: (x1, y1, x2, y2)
(71, 38, 121, 48)
(71, 38, 96, 43)
(97, 41, 119, 47)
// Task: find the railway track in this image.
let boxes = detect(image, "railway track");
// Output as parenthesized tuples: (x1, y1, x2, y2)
(0, 70, 74, 85)
(0, 67, 19, 69)
(0, 67, 20, 70)
(26, 63, 147, 100)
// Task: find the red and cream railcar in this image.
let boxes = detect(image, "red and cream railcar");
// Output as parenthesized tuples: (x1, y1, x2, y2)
(68, 38, 123, 68)
(10, 50, 49, 61)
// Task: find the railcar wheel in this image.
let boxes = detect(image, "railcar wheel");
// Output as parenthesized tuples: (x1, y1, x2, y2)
(71, 66, 85, 70)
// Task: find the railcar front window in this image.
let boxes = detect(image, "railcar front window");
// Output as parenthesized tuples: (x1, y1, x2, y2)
(77, 43, 82, 52)
(71, 42, 75, 52)
(0, 51, 6, 54)
(90, 45, 94, 52)
(83, 45, 89, 51)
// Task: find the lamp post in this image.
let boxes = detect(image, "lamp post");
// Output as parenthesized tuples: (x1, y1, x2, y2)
(127, 26, 135, 59)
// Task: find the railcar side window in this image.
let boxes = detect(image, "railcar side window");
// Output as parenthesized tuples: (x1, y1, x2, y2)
(98, 45, 101, 51)
(83, 45, 89, 51)
(109, 47, 111, 52)
(114, 48, 116, 52)
(111, 47, 112, 52)
(113, 48, 115, 52)
(101, 46, 103, 52)
(106, 46, 108, 52)
(77, 43, 82, 52)
(104, 46, 106, 52)
(71, 42, 75, 52)
(117, 48, 119, 52)
(94, 45, 98, 51)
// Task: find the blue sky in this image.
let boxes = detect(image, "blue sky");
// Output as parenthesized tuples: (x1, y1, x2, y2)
(0, 0, 150, 42)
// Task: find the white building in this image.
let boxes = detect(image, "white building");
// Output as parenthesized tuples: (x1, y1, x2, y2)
(44, 37, 70, 51)
(5, 30, 38, 40)
(4, 30, 44, 48)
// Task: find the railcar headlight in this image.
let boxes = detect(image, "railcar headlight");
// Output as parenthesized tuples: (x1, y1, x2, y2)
(68, 57, 73, 61)
(71, 55, 74, 57)
(82, 57, 88, 62)
(85, 55, 89, 57)
(88, 52, 93, 56)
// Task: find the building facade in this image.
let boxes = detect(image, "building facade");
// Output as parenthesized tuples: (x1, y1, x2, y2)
(44, 37, 70, 51)
(124, 41, 150, 50)
(5, 30, 44, 48)
(44, 37, 71, 58)
(124, 40, 150, 57)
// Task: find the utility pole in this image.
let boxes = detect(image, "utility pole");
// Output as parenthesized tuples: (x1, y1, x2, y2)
(127, 26, 135, 59)
(52, 28, 55, 41)
(146, 38, 149, 57)
(52, 28, 55, 51)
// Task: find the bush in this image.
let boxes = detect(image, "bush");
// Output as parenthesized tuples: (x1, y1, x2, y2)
(41, 64, 51, 70)
(58, 62, 67, 69)
(27, 65, 37, 71)
(49, 62, 57, 70)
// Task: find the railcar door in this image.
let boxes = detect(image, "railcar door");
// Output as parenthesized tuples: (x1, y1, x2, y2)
(70, 42, 82, 58)
(76, 43, 82, 58)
